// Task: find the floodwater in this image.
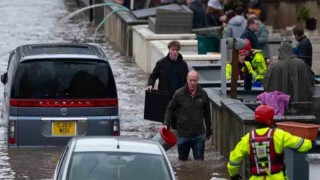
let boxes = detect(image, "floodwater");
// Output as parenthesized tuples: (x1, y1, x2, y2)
(0, 0, 228, 179)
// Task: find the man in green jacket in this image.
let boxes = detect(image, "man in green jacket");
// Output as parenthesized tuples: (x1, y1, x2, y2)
(164, 70, 212, 161)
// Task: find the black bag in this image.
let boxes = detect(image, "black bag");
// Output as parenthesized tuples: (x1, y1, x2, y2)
(144, 90, 171, 123)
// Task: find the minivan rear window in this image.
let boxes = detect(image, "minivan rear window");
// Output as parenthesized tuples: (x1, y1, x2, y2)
(11, 59, 117, 99)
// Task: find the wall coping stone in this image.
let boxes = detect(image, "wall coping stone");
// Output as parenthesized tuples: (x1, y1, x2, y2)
(219, 97, 318, 124)
(204, 88, 224, 107)
(307, 154, 320, 164)
(106, 4, 148, 25)
(132, 25, 196, 40)
(221, 98, 256, 124)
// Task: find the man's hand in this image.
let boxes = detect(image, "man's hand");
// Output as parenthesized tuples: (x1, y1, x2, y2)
(206, 129, 212, 140)
(166, 124, 171, 130)
(160, 124, 170, 130)
(147, 85, 153, 92)
(230, 174, 242, 180)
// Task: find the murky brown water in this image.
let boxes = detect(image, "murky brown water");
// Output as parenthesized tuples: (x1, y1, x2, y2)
(0, 0, 228, 179)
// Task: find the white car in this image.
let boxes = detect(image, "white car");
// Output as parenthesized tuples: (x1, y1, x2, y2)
(53, 136, 176, 180)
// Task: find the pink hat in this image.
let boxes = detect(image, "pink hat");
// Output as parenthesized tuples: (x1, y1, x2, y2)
(239, 48, 246, 54)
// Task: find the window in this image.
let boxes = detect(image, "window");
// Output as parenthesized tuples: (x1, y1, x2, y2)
(11, 59, 117, 99)
(66, 152, 172, 180)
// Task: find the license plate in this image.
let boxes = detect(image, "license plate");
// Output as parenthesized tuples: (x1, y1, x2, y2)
(52, 121, 76, 136)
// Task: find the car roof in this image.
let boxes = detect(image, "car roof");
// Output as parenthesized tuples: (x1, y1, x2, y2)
(16, 43, 106, 59)
(72, 136, 164, 155)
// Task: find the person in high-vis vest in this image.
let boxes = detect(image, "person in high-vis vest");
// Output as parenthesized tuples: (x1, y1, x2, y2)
(242, 39, 268, 82)
(248, 49, 267, 82)
(226, 48, 255, 81)
(227, 105, 313, 180)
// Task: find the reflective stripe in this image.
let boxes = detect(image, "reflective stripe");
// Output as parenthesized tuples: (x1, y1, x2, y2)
(251, 129, 274, 175)
(229, 160, 242, 166)
(267, 129, 273, 173)
(293, 138, 304, 150)
(251, 130, 255, 139)
(9, 115, 119, 120)
(267, 129, 273, 137)
(251, 130, 260, 174)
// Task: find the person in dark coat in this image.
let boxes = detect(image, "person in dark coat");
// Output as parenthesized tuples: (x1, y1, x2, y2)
(247, 12, 270, 59)
(263, 40, 314, 102)
(206, 0, 224, 26)
(293, 25, 313, 68)
(164, 70, 212, 161)
(240, 17, 259, 49)
(186, 0, 208, 29)
(114, 0, 143, 9)
(147, 41, 189, 129)
(147, 40, 189, 97)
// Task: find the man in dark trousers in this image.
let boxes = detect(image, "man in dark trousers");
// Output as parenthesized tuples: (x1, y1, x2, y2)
(241, 16, 259, 49)
(164, 70, 212, 161)
(293, 25, 313, 68)
(147, 40, 189, 97)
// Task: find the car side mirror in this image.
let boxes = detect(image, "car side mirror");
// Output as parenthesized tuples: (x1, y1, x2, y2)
(1, 72, 8, 85)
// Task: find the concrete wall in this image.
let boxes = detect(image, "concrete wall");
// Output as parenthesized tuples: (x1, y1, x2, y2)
(149, 40, 221, 72)
(103, 5, 148, 57)
(132, 25, 198, 73)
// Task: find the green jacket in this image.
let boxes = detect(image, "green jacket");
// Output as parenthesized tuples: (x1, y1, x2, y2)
(164, 85, 211, 138)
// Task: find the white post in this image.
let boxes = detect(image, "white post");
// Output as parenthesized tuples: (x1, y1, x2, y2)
(130, 0, 134, 10)
(220, 39, 228, 96)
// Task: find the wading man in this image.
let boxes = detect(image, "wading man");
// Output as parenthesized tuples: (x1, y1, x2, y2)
(164, 70, 212, 161)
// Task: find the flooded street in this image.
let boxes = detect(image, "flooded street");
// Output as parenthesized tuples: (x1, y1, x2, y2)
(0, 0, 228, 179)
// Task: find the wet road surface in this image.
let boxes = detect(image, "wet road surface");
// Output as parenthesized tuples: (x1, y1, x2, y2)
(0, 0, 228, 179)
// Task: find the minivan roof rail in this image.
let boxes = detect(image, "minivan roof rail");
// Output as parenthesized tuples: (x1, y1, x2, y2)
(29, 44, 91, 49)
(17, 43, 106, 59)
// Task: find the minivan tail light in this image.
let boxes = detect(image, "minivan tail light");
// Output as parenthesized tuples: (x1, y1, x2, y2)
(9, 121, 16, 145)
(10, 99, 118, 107)
(113, 121, 119, 136)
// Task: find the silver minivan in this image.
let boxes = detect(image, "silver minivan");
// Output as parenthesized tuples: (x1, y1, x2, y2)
(1, 43, 119, 146)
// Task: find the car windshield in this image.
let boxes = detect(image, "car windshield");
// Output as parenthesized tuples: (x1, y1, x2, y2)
(66, 152, 173, 180)
(11, 59, 117, 99)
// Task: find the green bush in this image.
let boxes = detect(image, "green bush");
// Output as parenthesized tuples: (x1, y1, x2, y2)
(296, 6, 310, 22)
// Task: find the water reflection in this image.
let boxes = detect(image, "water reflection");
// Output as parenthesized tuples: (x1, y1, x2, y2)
(0, 0, 229, 179)
(8, 147, 64, 180)
(0, 145, 15, 179)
